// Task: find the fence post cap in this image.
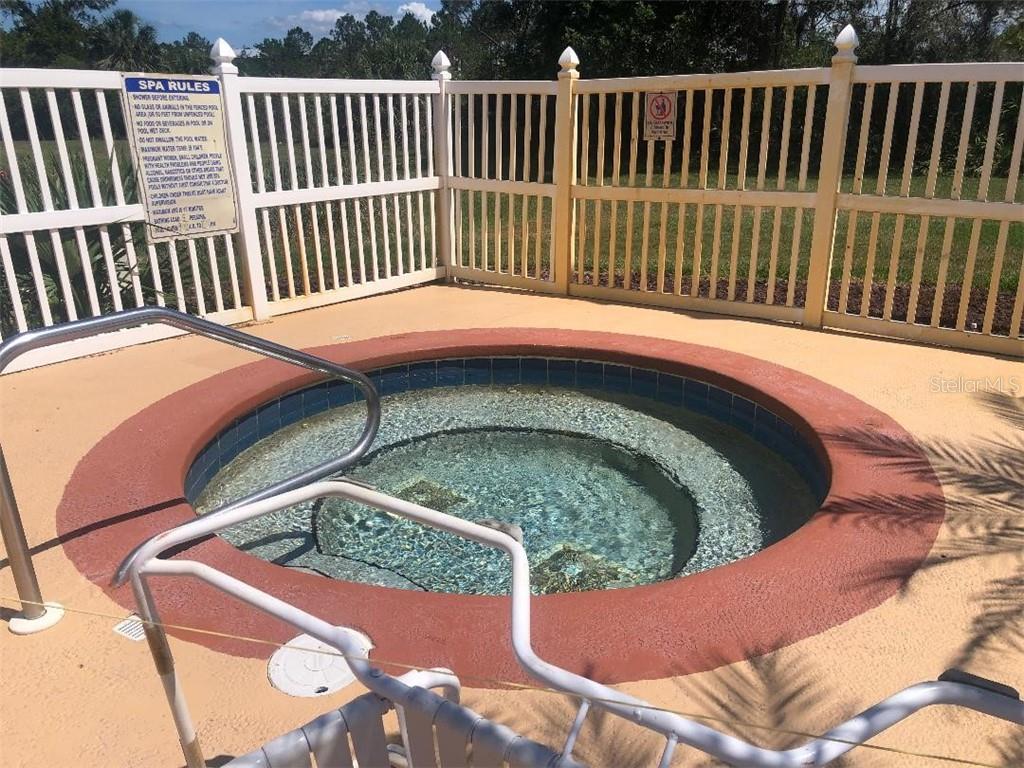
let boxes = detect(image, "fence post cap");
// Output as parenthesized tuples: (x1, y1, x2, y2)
(558, 46, 579, 79)
(432, 50, 452, 80)
(833, 24, 859, 61)
(210, 38, 237, 64)
(210, 38, 238, 74)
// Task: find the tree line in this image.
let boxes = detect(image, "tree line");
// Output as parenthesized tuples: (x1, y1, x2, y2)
(2, 1, 1021, 79)
(2, 1, 1021, 175)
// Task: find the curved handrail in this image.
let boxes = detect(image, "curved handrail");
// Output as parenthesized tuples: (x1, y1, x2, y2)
(0, 308, 380, 612)
(118, 480, 1024, 768)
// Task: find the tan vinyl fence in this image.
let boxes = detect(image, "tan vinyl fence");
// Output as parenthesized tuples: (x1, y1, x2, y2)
(447, 26, 1021, 357)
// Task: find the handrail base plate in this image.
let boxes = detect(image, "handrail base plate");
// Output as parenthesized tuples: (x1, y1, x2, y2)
(8, 602, 64, 635)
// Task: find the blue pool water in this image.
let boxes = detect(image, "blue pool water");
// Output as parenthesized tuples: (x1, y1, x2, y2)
(315, 428, 697, 594)
(194, 362, 821, 595)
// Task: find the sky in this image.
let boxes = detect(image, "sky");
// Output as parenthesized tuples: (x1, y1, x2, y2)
(118, 0, 439, 45)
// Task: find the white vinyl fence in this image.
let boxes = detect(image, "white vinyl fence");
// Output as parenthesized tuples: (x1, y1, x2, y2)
(1, 26, 1021, 369)
(235, 71, 444, 315)
(0, 42, 448, 370)
(0, 68, 254, 365)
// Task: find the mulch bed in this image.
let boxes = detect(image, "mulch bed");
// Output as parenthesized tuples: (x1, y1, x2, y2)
(565, 270, 1019, 337)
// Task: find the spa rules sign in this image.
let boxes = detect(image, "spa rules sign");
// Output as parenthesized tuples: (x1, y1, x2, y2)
(121, 75, 239, 243)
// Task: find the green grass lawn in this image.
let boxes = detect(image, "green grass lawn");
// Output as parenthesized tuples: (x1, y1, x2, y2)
(455, 172, 1021, 295)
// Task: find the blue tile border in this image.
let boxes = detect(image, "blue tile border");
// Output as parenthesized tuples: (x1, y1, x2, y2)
(656, 373, 684, 406)
(631, 368, 658, 399)
(409, 361, 437, 390)
(436, 359, 465, 387)
(186, 356, 829, 507)
(547, 359, 576, 387)
(492, 357, 521, 385)
(575, 361, 604, 390)
(520, 357, 548, 386)
(464, 358, 492, 385)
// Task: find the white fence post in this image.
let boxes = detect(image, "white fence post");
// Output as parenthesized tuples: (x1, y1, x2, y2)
(552, 47, 580, 295)
(804, 25, 858, 328)
(432, 51, 453, 276)
(211, 38, 270, 320)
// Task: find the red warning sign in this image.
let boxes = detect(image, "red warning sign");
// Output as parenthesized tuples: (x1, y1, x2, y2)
(644, 91, 677, 141)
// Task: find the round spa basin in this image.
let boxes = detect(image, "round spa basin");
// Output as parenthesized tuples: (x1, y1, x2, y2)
(58, 330, 944, 679)
(192, 358, 821, 595)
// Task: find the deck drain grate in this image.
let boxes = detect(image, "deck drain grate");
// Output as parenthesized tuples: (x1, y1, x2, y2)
(112, 614, 146, 642)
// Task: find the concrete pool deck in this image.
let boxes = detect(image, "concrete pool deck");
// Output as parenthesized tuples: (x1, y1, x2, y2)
(1, 284, 1021, 767)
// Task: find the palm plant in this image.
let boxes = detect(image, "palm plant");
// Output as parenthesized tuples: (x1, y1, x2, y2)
(0, 144, 186, 335)
(90, 9, 160, 72)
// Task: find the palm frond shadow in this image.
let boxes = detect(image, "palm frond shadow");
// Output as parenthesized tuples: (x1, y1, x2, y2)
(474, 652, 857, 767)
(674, 649, 855, 768)
(823, 428, 1024, 502)
(991, 727, 1024, 767)
(975, 390, 1024, 432)
(818, 392, 1023, 668)
(471, 662, 663, 767)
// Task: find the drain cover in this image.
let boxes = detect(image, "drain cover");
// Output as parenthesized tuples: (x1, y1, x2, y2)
(268, 629, 373, 697)
(112, 614, 146, 641)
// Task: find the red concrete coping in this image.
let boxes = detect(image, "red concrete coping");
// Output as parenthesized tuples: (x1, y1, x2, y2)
(56, 329, 944, 685)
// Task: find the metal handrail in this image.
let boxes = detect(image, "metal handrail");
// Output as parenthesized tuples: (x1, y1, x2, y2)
(117, 479, 1024, 768)
(0, 307, 380, 629)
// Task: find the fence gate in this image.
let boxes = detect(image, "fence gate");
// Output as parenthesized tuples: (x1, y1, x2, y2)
(441, 77, 564, 294)
(567, 68, 828, 327)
